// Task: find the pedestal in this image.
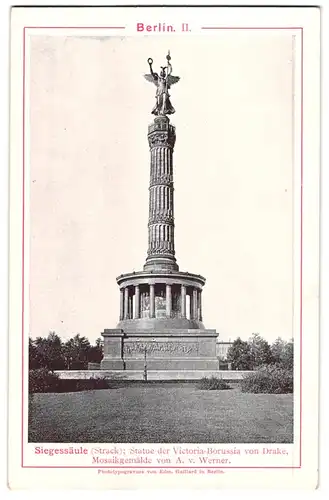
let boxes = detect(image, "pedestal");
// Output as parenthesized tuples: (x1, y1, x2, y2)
(101, 329, 219, 371)
(101, 330, 125, 370)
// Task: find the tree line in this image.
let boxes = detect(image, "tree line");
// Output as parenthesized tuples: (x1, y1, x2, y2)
(29, 332, 103, 371)
(29, 331, 293, 372)
(225, 334, 293, 371)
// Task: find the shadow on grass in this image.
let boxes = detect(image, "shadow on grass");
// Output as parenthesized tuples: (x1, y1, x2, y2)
(47, 380, 238, 392)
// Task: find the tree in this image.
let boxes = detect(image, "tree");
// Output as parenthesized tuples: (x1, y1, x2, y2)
(95, 337, 103, 348)
(33, 332, 66, 370)
(29, 333, 104, 370)
(271, 337, 286, 363)
(248, 333, 273, 369)
(29, 337, 39, 369)
(282, 340, 293, 370)
(88, 337, 103, 364)
(271, 337, 293, 370)
(63, 334, 91, 369)
(227, 337, 253, 370)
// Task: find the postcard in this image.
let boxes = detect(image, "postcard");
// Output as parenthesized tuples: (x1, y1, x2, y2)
(8, 5, 320, 489)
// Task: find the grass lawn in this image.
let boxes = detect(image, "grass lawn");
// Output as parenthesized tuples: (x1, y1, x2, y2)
(28, 384, 293, 443)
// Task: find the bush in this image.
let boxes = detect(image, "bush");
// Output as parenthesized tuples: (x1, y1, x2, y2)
(29, 370, 112, 393)
(199, 376, 231, 390)
(241, 364, 293, 394)
(75, 377, 111, 391)
(29, 368, 60, 393)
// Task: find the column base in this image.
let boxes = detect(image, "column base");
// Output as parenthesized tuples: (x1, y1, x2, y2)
(143, 256, 179, 272)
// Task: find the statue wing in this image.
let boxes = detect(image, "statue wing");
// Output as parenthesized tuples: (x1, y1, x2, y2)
(144, 73, 158, 84)
(167, 75, 180, 87)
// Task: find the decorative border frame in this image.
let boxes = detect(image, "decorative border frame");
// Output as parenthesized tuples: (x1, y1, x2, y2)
(21, 25, 303, 470)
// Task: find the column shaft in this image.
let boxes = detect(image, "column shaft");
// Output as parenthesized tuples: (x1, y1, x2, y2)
(124, 287, 129, 320)
(128, 295, 133, 319)
(192, 288, 198, 320)
(166, 284, 172, 318)
(189, 290, 193, 319)
(181, 285, 186, 318)
(119, 289, 124, 320)
(145, 117, 178, 271)
(134, 285, 140, 319)
(150, 284, 155, 318)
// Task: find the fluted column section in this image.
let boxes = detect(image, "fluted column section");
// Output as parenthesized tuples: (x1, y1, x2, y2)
(134, 285, 140, 319)
(124, 287, 129, 320)
(181, 285, 186, 318)
(144, 116, 178, 272)
(128, 294, 133, 319)
(119, 289, 124, 321)
(192, 288, 198, 320)
(149, 284, 155, 318)
(166, 284, 172, 318)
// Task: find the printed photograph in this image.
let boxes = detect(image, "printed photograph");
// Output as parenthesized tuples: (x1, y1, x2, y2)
(28, 32, 295, 444)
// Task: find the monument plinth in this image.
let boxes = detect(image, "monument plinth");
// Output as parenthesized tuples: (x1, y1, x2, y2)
(101, 52, 218, 371)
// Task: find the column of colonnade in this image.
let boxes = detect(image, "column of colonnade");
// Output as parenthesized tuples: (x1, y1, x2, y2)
(119, 284, 202, 321)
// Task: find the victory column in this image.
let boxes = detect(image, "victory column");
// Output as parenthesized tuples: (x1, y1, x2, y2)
(101, 52, 218, 371)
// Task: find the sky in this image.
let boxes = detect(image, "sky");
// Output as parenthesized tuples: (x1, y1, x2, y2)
(29, 32, 295, 343)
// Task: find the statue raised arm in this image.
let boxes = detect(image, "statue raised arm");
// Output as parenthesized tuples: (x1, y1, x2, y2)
(145, 58, 158, 82)
(144, 51, 180, 116)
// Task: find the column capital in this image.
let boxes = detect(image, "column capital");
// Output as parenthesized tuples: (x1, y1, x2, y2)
(148, 117, 176, 149)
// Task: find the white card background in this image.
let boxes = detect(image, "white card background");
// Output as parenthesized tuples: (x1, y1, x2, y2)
(8, 5, 320, 490)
